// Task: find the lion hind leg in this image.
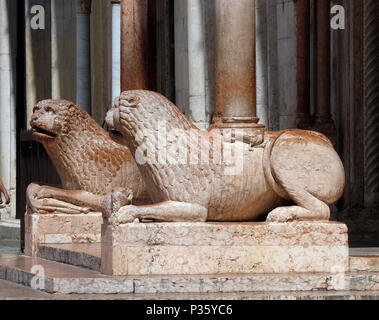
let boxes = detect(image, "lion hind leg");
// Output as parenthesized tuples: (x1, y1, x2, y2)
(266, 183, 330, 222)
(265, 130, 340, 222)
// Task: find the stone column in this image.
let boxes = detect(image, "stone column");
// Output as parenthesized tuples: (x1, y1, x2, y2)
(25, 0, 51, 130)
(111, 0, 121, 103)
(90, 0, 112, 124)
(314, 0, 336, 141)
(76, 0, 92, 113)
(174, 0, 208, 129)
(51, 0, 76, 102)
(255, 0, 269, 128)
(120, 0, 150, 90)
(209, 0, 264, 140)
(295, 0, 312, 129)
(0, 0, 17, 219)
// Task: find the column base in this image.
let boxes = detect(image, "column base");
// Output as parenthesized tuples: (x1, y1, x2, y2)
(208, 122, 266, 147)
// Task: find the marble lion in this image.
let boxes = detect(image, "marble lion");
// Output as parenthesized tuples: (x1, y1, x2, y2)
(102, 90, 345, 224)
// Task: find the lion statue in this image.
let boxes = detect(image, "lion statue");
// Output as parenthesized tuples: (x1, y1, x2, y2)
(101, 90, 345, 224)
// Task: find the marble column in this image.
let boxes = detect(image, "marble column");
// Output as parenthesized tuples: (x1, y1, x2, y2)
(255, 0, 269, 128)
(25, 0, 51, 130)
(111, 0, 121, 104)
(314, 0, 336, 141)
(76, 0, 92, 113)
(295, 0, 312, 129)
(120, 0, 150, 90)
(174, 0, 208, 129)
(0, 0, 17, 219)
(210, 0, 264, 138)
(51, 0, 76, 102)
(90, 0, 112, 124)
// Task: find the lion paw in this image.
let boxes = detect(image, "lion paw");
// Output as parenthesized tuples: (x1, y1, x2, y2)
(100, 187, 133, 220)
(110, 212, 140, 226)
(266, 206, 310, 222)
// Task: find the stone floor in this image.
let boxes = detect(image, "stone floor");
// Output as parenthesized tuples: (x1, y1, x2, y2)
(0, 219, 21, 255)
(0, 241, 379, 299)
(1, 278, 379, 300)
(0, 279, 50, 299)
(0, 219, 20, 241)
(0, 240, 20, 254)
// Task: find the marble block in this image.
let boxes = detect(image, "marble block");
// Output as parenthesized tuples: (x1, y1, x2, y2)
(25, 212, 102, 257)
(101, 221, 349, 276)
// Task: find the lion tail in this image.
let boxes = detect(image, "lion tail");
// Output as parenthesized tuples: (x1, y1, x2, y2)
(262, 131, 290, 200)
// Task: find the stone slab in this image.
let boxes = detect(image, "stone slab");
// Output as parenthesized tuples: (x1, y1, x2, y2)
(24, 212, 102, 257)
(350, 256, 379, 272)
(0, 240, 20, 254)
(349, 248, 379, 272)
(0, 219, 20, 240)
(0, 279, 51, 299)
(101, 221, 349, 276)
(0, 254, 378, 295)
(37, 243, 101, 271)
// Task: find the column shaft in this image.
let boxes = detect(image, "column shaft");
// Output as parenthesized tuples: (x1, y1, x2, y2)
(0, 0, 17, 219)
(51, 0, 76, 102)
(120, 0, 150, 91)
(315, 0, 331, 120)
(174, 0, 207, 129)
(313, 0, 336, 144)
(212, 0, 259, 126)
(76, 0, 92, 113)
(111, 0, 121, 103)
(295, 0, 312, 128)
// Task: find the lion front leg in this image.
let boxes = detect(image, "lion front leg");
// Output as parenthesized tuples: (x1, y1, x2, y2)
(26, 183, 103, 214)
(101, 190, 208, 225)
(113, 202, 208, 224)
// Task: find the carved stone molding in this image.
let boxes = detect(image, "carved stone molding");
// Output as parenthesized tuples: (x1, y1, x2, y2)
(77, 0, 92, 14)
(364, 0, 379, 206)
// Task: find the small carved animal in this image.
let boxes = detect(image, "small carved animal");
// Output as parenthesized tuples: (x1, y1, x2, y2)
(27, 99, 148, 214)
(103, 90, 345, 223)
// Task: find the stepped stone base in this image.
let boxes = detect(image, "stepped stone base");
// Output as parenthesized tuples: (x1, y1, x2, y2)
(1, 254, 378, 295)
(25, 212, 102, 256)
(101, 221, 349, 276)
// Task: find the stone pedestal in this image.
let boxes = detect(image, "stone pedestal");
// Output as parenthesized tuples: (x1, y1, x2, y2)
(101, 221, 349, 276)
(25, 212, 102, 257)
